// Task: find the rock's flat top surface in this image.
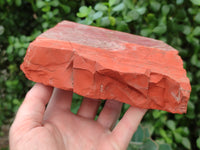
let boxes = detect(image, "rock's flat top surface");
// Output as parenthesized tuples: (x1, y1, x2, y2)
(21, 21, 191, 114)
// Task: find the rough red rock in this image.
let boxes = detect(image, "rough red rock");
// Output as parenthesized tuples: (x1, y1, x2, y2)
(21, 21, 191, 114)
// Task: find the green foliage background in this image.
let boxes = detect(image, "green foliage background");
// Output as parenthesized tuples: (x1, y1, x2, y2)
(0, 0, 200, 149)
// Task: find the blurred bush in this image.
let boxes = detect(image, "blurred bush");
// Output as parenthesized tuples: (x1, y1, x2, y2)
(0, 0, 200, 149)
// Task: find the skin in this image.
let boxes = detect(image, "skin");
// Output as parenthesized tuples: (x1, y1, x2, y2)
(9, 83, 147, 150)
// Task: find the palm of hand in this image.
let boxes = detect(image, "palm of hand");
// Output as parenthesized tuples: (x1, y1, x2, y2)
(9, 83, 146, 150)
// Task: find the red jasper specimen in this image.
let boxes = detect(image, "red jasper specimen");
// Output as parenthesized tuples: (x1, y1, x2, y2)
(21, 21, 191, 114)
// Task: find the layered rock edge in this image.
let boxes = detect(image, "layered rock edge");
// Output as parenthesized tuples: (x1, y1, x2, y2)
(20, 21, 191, 114)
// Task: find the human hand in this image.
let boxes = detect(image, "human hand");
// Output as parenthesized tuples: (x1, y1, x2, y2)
(9, 83, 147, 150)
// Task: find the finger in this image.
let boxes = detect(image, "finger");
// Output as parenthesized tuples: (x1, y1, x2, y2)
(12, 83, 53, 130)
(77, 97, 101, 119)
(112, 106, 147, 150)
(45, 88, 73, 116)
(97, 100, 122, 129)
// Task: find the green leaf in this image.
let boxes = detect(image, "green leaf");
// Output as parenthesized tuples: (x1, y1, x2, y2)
(196, 70, 200, 78)
(186, 34, 199, 46)
(188, 7, 198, 15)
(77, 6, 91, 18)
(141, 28, 152, 36)
(191, 54, 198, 65)
(116, 21, 129, 32)
(42, 5, 51, 12)
(153, 25, 167, 34)
(150, 1, 161, 12)
(143, 127, 151, 139)
(173, 132, 182, 143)
(160, 129, 173, 144)
(191, 54, 200, 67)
(0, 0, 5, 7)
(193, 26, 200, 36)
(159, 144, 172, 150)
(94, 3, 108, 11)
(143, 139, 158, 150)
(128, 141, 143, 149)
(8, 64, 17, 74)
(132, 125, 144, 142)
(60, 4, 71, 14)
(194, 12, 200, 24)
(84, 17, 93, 25)
(109, 16, 116, 26)
(136, 7, 146, 15)
(6, 80, 19, 89)
(36, 1, 45, 8)
(159, 37, 167, 42)
(152, 110, 161, 118)
(181, 137, 191, 149)
(13, 98, 21, 105)
(166, 120, 176, 131)
(176, 0, 184, 5)
(186, 110, 195, 119)
(180, 127, 190, 136)
(162, 5, 170, 15)
(176, 9, 187, 19)
(113, 3, 124, 12)
(71, 94, 82, 114)
(15, 0, 21, 6)
(93, 11, 103, 20)
(73, 93, 83, 101)
(197, 137, 200, 149)
(124, 0, 134, 9)
(187, 72, 193, 82)
(6, 45, 13, 54)
(190, 0, 200, 5)
(42, 22, 49, 29)
(0, 25, 4, 35)
(187, 100, 195, 110)
(127, 10, 139, 21)
(100, 17, 110, 26)
(109, 0, 116, 7)
(50, 0, 59, 7)
(182, 25, 191, 35)
(18, 49, 25, 57)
